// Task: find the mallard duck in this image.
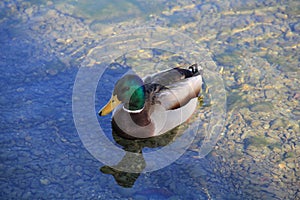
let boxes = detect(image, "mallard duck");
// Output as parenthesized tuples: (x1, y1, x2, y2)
(98, 64, 203, 139)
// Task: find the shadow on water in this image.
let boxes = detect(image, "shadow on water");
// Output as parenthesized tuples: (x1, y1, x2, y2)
(100, 126, 181, 188)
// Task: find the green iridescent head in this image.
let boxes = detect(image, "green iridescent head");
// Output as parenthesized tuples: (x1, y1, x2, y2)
(113, 74, 146, 112)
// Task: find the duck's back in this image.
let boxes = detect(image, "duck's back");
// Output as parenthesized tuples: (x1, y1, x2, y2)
(143, 64, 202, 86)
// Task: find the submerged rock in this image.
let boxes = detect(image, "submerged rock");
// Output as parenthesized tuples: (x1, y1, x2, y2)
(249, 101, 274, 112)
(270, 118, 287, 130)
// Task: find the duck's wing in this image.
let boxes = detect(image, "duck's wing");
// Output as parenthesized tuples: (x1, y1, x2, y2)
(152, 98, 199, 136)
(143, 64, 203, 110)
(156, 74, 203, 110)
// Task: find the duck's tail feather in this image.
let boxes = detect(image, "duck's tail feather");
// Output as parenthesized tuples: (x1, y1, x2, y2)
(188, 63, 203, 76)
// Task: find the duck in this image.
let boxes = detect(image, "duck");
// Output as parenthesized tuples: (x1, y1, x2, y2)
(98, 63, 203, 139)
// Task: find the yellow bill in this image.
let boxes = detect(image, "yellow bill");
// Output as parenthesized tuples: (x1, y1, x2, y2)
(98, 95, 121, 116)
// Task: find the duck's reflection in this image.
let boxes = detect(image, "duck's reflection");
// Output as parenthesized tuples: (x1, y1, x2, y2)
(100, 127, 181, 188)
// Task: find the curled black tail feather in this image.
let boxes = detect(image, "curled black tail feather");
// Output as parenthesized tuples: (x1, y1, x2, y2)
(188, 64, 198, 74)
(188, 63, 203, 76)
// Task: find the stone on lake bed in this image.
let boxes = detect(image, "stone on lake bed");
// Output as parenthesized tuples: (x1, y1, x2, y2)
(265, 90, 277, 99)
(278, 163, 286, 169)
(286, 159, 296, 169)
(250, 120, 262, 128)
(40, 178, 50, 185)
(270, 118, 287, 130)
(291, 108, 300, 117)
(249, 101, 274, 112)
(243, 135, 278, 149)
(292, 22, 300, 32)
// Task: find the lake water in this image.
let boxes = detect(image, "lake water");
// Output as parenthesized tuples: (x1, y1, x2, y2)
(1, 0, 299, 199)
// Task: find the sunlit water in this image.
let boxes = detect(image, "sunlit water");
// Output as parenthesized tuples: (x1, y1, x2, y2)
(1, 0, 299, 199)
